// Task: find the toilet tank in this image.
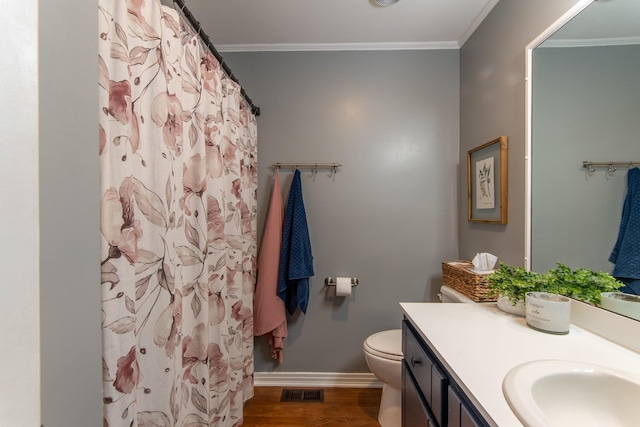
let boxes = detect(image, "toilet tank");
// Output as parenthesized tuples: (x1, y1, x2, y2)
(439, 286, 475, 303)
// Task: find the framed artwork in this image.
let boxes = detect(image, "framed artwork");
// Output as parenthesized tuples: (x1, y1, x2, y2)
(467, 136, 508, 224)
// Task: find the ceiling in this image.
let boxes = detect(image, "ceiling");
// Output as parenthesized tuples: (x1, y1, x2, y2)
(170, 0, 500, 51)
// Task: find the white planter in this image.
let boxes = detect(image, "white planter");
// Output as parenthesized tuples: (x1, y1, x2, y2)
(497, 295, 526, 316)
(525, 292, 571, 334)
(599, 292, 640, 321)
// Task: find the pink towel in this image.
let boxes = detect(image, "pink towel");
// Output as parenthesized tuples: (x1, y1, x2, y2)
(254, 170, 287, 362)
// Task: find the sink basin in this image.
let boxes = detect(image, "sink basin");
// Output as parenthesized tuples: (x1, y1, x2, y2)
(503, 360, 640, 427)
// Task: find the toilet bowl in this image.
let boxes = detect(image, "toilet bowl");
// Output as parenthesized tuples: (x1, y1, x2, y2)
(363, 286, 473, 427)
(363, 329, 403, 427)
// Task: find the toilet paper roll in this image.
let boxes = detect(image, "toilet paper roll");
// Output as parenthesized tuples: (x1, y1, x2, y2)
(335, 277, 352, 297)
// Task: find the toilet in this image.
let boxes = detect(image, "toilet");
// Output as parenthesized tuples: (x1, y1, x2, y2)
(363, 286, 474, 427)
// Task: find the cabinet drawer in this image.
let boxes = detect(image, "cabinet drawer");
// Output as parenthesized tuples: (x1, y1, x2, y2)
(461, 403, 482, 427)
(431, 363, 448, 426)
(448, 385, 483, 427)
(403, 322, 434, 405)
(402, 317, 489, 427)
(402, 366, 432, 427)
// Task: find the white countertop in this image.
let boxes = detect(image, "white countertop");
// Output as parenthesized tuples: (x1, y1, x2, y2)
(400, 302, 640, 427)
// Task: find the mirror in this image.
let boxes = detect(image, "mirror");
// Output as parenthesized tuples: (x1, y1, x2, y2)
(526, 0, 640, 319)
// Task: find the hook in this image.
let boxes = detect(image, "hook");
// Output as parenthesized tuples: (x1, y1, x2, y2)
(608, 163, 617, 175)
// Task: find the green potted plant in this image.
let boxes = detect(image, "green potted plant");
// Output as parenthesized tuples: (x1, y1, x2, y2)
(543, 263, 623, 305)
(486, 263, 545, 315)
(486, 262, 624, 316)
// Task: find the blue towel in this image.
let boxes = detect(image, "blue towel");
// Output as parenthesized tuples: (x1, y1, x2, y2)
(609, 167, 640, 280)
(278, 170, 314, 314)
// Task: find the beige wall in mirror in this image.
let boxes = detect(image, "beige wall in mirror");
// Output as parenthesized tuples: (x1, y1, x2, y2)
(528, 0, 640, 320)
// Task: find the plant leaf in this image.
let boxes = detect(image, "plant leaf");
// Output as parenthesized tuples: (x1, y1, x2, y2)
(176, 246, 202, 266)
(135, 274, 152, 300)
(129, 46, 150, 66)
(183, 414, 208, 427)
(115, 23, 128, 49)
(191, 387, 208, 413)
(189, 122, 198, 148)
(133, 178, 167, 228)
(125, 295, 135, 314)
(185, 219, 200, 249)
(191, 293, 201, 318)
(110, 43, 129, 62)
(137, 411, 171, 427)
(135, 249, 162, 274)
(107, 316, 135, 334)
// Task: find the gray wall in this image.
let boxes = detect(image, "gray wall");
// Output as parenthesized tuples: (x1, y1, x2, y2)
(39, 0, 102, 425)
(458, 0, 582, 267)
(0, 1, 40, 424)
(224, 51, 460, 372)
(532, 45, 640, 273)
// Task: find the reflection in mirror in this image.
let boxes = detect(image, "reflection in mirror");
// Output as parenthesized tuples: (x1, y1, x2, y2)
(528, 0, 640, 318)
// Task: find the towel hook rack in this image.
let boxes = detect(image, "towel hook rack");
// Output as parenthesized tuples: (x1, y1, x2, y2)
(272, 162, 342, 172)
(583, 161, 640, 175)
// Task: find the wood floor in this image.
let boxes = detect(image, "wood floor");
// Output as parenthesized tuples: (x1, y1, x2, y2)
(242, 387, 383, 426)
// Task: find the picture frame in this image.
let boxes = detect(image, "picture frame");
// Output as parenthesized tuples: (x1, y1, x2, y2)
(467, 136, 508, 224)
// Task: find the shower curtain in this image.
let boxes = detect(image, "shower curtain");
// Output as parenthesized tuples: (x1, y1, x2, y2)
(99, 1, 257, 426)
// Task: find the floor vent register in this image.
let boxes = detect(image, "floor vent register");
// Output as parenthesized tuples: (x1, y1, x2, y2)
(280, 388, 325, 403)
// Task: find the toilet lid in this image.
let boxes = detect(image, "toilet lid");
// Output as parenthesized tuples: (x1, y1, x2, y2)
(364, 329, 403, 361)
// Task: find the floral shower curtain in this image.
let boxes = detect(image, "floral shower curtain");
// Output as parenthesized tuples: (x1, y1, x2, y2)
(99, 1, 257, 426)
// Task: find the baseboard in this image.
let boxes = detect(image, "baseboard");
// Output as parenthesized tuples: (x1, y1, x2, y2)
(254, 372, 382, 388)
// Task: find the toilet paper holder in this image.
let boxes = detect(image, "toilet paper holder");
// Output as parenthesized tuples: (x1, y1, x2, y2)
(325, 277, 359, 287)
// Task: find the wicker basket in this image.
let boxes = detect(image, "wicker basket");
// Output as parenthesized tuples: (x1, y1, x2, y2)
(441, 261, 497, 302)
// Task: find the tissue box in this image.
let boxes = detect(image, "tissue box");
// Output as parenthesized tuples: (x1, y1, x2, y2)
(441, 261, 497, 302)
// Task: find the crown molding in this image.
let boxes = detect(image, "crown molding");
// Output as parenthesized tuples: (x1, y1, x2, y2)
(541, 36, 640, 48)
(216, 41, 459, 52)
(458, 0, 500, 47)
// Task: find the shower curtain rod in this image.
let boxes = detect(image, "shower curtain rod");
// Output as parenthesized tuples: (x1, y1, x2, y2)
(172, 0, 260, 117)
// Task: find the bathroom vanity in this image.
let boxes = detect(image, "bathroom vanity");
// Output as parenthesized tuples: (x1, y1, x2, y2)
(402, 318, 486, 427)
(400, 302, 640, 427)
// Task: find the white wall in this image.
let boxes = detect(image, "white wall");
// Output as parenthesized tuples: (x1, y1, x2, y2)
(0, 0, 40, 425)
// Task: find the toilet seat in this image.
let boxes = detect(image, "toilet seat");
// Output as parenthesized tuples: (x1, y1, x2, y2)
(363, 329, 403, 361)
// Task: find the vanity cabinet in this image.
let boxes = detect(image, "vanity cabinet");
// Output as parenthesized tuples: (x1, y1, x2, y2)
(402, 319, 487, 427)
